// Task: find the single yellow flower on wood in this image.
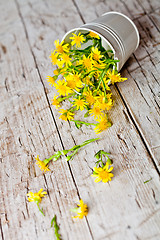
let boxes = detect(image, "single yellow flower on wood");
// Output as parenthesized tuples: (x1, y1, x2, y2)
(27, 188, 47, 203)
(70, 32, 85, 48)
(70, 199, 88, 219)
(91, 162, 114, 183)
(35, 155, 50, 172)
(27, 188, 47, 216)
(59, 109, 74, 121)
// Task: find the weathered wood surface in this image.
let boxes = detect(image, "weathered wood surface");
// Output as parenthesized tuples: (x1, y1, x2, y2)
(0, 0, 160, 239)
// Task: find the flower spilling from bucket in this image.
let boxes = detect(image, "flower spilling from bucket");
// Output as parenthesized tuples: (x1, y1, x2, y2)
(47, 32, 127, 133)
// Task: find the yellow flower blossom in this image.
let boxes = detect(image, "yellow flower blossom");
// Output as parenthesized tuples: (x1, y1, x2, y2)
(57, 60, 64, 68)
(84, 89, 96, 106)
(81, 55, 93, 70)
(50, 51, 58, 65)
(71, 199, 88, 219)
(91, 162, 114, 183)
(94, 114, 111, 133)
(27, 188, 47, 215)
(66, 75, 80, 92)
(70, 32, 85, 48)
(46, 76, 55, 86)
(27, 188, 47, 203)
(107, 69, 127, 84)
(54, 79, 72, 96)
(88, 31, 100, 39)
(72, 72, 83, 88)
(54, 39, 69, 54)
(97, 93, 113, 111)
(73, 97, 87, 111)
(89, 103, 103, 119)
(91, 47, 103, 61)
(51, 95, 61, 109)
(59, 109, 74, 121)
(53, 69, 59, 75)
(35, 155, 50, 172)
(61, 53, 72, 66)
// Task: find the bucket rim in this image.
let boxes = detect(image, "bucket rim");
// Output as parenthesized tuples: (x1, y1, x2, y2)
(61, 27, 120, 70)
(102, 11, 140, 50)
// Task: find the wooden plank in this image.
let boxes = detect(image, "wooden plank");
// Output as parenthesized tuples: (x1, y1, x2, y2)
(136, 0, 160, 14)
(0, 0, 93, 239)
(13, 0, 160, 239)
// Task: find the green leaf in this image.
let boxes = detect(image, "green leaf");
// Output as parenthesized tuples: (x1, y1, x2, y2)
(94, 150, 101, 160)
(51, 215, 61, 240)
(75, 122, 82, 129)
(84, 111, 90, 118)
(144, 178, 152, 184)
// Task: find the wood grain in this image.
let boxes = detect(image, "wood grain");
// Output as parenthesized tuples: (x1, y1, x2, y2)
(0, 0, 160, 239)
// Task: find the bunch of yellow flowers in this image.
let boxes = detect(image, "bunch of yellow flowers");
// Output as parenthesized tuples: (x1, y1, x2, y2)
(47, 31, 127, 133)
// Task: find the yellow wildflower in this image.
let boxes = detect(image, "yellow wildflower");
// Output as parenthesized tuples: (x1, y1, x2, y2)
(89, 103, 103, 119)
(27, 188, 47, 215)
(54, 39, 69, 54)
(72, 72, 83, 88)
(91, 47, 103, 61)
(81, 55, 93, 70)
(70, 32, 85, 48)
(61, 53, 72, 66)
(88, 31, 100, 39)
(59, 109, 74, 121)
(54, 79, 72, 96)
(84, 89, 96, 106)
(107, 69, 127, 84)
(66, 75, 80, 91)
(46, 76, 55, 86)
(71, 199, 88, 219)
(50, 51, 58, 65)
(97, 93, 113, 111)
(73, 97, 87, 111)
(91, 162, 114, 183)
(94, 114, 111, 133)
(27, 188, 47, 203)
(53, 69, 59, 75)
(57, 60, 64, 68)
(35, 155, 50, 172)
(51, 95, 61, 109)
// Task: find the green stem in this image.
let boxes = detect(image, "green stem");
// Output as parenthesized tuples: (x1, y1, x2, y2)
(37, 202, 44, 216)
(71, 120, 97, 126)
(68, 138, 99, 152)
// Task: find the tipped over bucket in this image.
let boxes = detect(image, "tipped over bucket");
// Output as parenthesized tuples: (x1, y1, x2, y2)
(62, 11, 140, 71)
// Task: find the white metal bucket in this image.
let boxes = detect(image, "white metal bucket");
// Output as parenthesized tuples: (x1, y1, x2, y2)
(62, 12, 140, 71)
